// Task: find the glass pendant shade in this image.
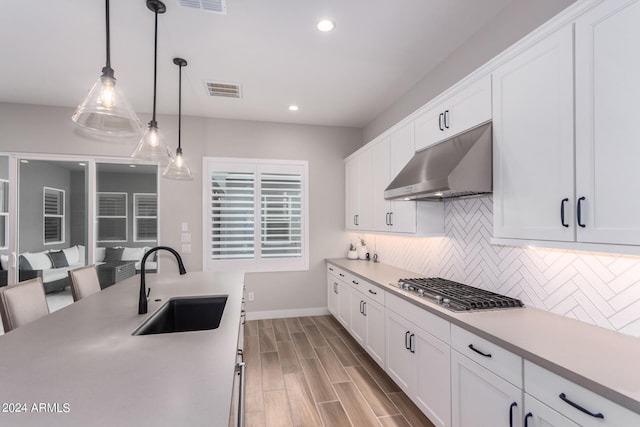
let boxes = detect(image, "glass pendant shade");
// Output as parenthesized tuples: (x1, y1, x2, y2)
(163, 148, 194, 180)
(72, 73, 141, 138)
(131, 123, 173, 165)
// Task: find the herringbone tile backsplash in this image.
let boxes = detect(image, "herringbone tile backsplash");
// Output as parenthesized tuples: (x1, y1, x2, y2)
(358, 197, 640, 337)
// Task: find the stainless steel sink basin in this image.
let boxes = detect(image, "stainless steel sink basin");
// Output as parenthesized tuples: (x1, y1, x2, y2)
(133, 295, 227, 335)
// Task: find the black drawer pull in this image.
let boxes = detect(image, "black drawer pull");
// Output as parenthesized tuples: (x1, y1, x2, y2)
(368, 289, 377, 295)
(509, 402, 517, 427)
(438, 112, 444, 131)
(329, 267, 334, 271)
(405, 331, 411, 350)
(524, 412, 532, 427)
(352, 280, 359, 285)
(577, 197, 586, 228)
(339, 273, 344, 277)
(409, 333, 415, 353)
(559, 393, 604, 419)
(468, 344, 492, 358)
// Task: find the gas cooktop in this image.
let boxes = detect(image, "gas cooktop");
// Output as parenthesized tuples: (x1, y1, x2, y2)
(396, 277, 524, 312)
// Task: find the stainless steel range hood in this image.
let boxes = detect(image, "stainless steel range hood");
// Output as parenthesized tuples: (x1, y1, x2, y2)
(384, 122, 492, 201)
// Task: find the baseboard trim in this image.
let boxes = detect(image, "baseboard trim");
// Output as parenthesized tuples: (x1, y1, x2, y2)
(246, 307, 329, 321)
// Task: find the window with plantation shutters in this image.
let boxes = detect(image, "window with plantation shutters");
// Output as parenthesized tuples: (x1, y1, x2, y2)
(43, 187, 64, 244)
(97, 192, 127, 242)
(204, 158, 308, 272)
(134, 193, 157, 242)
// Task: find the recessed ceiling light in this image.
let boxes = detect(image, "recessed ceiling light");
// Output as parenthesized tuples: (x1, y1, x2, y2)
(316, 19, 335, 32)
(288, 105, 299, 111)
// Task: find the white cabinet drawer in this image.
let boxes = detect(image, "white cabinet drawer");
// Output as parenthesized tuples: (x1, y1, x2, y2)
(327, 264, 348, 282)
(360, 281, 385, 306)
(525, 361, 640, 427)
(451, 324, 522, 388)
(386, 292, 449, 344)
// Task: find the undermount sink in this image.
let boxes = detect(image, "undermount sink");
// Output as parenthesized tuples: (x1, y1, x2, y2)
(133, 295, 228, 335)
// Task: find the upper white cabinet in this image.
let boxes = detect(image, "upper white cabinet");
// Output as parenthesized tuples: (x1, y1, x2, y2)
(415, 75, 492, 151)
(372, 123, 418, 233)
(574, 0, 640, 245)
(493, 25, 575, 242)
(345, 148, 373, 231)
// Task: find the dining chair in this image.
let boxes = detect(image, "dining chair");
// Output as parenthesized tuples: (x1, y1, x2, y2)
(0, 278, 50, 333)
(68, 265, 102, 302)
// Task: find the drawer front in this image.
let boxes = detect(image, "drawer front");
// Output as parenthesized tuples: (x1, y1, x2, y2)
(361, 281, 385, 306)
(386, 292, 449, 344)
(525, 361, 640, 427)
(451, 324, 522, 388)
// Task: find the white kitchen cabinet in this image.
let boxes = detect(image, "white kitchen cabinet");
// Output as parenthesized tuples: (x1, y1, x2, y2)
(345, 148, 373, 231)
(415, 75, 491, 151)
(336, 280, 351, 328)
(492, 24, 575, 242)
(327, 276, 339, 317)
(349, 286, 366, 343)
(451, 350, 522, 427)
(523, 394, 580, 427)
(386, 299, 451, 427)
(574, 0, 640, 245)
(363, 296, 385, 366)
(372, 123, 417, 233)
(525, 361, 640, 427)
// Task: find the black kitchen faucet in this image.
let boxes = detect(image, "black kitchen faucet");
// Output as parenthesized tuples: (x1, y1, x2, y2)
(138, 246, 187, 314)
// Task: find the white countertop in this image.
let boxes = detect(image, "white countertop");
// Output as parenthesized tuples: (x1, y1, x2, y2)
(327, 258, 640, 414)
(0, 270, 244, 427)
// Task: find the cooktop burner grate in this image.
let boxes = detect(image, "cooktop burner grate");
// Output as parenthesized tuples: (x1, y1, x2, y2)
(398, 277, 523, 311)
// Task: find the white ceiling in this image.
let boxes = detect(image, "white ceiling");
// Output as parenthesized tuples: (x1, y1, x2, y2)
(0, 0, 514, 128)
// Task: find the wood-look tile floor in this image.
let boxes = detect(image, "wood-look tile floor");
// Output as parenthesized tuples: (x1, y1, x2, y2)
(244, 315, 435, 427)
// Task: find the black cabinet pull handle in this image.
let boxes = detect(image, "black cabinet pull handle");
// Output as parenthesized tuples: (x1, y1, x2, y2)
(561, 198, 569, 227)
(509, 402, 518, 427)
(524, 412, 532, 427)
(362, 301, 366, 316)
(444, 110, 450, 129)
(468, 344, 492, 358)
(389, 212, 393, 226)
(368, 289, 377, 295)
(409, 333, 415, 353)
(405, 331, 410, 350)
(329, 267, 334, 271)
(352, 280, 359, 285)
(333, 283, 338, 294)
(438, 113, 444, 131)
(577, 197, 586, 228)
(339, 273, 344, 277)
(359, 300, 363, 314)
(559, 393, 604, 419)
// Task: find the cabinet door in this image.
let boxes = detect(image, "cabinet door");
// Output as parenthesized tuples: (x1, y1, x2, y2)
(451, 351, 522, 427)
(385, 310, 415, 393)
(364, 298, 385, 367)
(389, 123, 417, 233)
(345, 158, 359, 230)
(357, 149, 374, 230)
(372, 137, 392, 231)
(415, 104, 446, 151)
(575, 0, 640, 245)
(337, 282, 351, 328)
(492, 25, 575, 241)
(350, 288, 366, 344)
(327, 277, 339, 317)
(524, 394, 579, 427)
(446, 75, 492, 138)
(414, 328, 451, 427)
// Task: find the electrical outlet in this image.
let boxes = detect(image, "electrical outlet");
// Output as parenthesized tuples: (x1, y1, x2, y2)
(181, 222, 189, 232)
(248, 292, 255, 301)
(181, 232, 191, 243)
(181, 244, 192, 254)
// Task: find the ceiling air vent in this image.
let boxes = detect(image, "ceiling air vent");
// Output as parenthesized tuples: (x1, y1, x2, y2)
(204, 81, 242, 99)
(178, 0, 227, 15)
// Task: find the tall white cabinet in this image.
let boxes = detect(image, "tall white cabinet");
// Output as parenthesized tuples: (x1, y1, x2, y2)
(574, 0, 640, 245)
(492, 24, 575, 242)
(345, 148, 373, 231)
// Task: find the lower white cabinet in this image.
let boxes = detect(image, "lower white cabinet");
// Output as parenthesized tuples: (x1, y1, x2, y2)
(523, 394, 579, 427)
(351, 290, 386, 366)
(337, 281, 351, 328)
(451, 350, 522, 427)
(327, 276, 339, 317)
(386, 308, 451, 427)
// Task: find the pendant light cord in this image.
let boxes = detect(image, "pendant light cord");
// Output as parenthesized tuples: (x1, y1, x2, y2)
(178, 63, 182, 150)
(102, 0, 114, 78)
(151, 7, 159, 126)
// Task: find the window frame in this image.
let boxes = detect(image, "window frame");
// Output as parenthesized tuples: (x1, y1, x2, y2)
(0, 179, 8, 249)
(133, 193, 158, 243)
(203, 157, 309, 273)
(96, 191, 128, 243)
(43, 186, 65, 245)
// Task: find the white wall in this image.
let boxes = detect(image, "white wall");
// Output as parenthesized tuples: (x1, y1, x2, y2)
(356, 197, 640, 337)
(363, 0, 577, 142)
(0, 102, 362, 315)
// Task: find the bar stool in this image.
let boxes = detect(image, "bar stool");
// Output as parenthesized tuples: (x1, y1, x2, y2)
(0, 278, 50, 333)
(68, 265, 101, 302)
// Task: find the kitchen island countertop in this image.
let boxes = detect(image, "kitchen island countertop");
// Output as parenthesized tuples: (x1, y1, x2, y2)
(0, 270, 244, 427)
(327, 258, 640, 415)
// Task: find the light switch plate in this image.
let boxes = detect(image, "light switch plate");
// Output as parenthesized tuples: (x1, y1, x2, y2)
(181, 222, 189, 232)
(181, 244, 192, 254)
(181, 233, 191, 243)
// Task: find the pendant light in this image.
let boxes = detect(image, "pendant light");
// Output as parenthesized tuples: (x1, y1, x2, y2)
(163, 58, 194, 180)
(72, 0, 141, 138)
(131, 0, 173, 164)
